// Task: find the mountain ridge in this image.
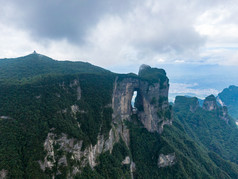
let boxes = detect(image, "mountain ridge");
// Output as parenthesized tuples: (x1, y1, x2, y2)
(1, 53, 238, 178)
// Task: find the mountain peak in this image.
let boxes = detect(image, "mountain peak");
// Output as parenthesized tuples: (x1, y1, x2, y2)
(203, 95, 218, 111)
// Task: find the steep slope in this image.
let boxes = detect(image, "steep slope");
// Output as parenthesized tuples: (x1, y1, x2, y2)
(124, 95, 238, 178)
(0, 52, 111, 84)
(174, 95, 238, 164)
(0, 54, 171, 178)
(1, 53, 238, 178)
(218, 85, 238, 120)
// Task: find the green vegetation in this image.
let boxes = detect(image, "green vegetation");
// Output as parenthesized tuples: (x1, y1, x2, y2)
(1, 53, 238, 178)
(0, 53, 112, 84)
(174, 96, 238, 164)
(0, 54, 116, 178)
(76, 139, 131, 179)
(138, 64, 168, 86)
(127, 109, 238, 178)
(0, 73, 115, 178)
(218, 85, 238, 119)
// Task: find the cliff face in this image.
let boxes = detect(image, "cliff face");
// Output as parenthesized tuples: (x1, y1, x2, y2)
(39, 127, 120, 178)
(203, 95, 218, 111)
(2, 54, 238, 179)
(37, 64, 172, 178)
(218, 85, 238, 119)
(112, 65, 172, 133)
(175, 96, 200, 113)
(203, 95, 230, 123)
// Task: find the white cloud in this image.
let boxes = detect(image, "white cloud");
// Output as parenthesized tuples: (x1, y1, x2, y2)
(0, 0, 238, 67)
(170, 82, 219, 100)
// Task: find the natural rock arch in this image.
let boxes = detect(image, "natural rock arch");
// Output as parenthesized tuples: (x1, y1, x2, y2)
(112, 71, 172, 134)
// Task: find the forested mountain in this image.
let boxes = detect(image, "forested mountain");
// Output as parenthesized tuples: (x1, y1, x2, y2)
(218, 85, 238, 120)
(1, 53, 238, 179)
(0, 52, 111, 84)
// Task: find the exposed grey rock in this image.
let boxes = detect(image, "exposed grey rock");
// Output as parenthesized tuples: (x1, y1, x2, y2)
(122, 156, 130, 165)
(0, 169, 8, 179)
(130, 161, 136, 179)
(39, 66, 173, 178)
(58, 155, 68, 166)
(0, 116, 11, 120)
(71, 105, 79, 119)
(40, 126, 120, 177)
(158, 153, 176, 168)
(203, 95, 230, 123)
(112, 77, 139, 121)
(112, 74, 171, 133)
(203, 95, 218, 111)
(71, 105, 79, 114)
(220, 106, 229, 123)
(39, 133, 56, 171)
(69, 79, 79, 87)
(77, 86, 81, 100)
(216, 96, 224, 106)
(69, 79, 81, 100)
(35, 95, 41, 99)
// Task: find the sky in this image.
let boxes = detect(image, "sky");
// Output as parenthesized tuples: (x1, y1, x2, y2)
(1, 0, 238, 100)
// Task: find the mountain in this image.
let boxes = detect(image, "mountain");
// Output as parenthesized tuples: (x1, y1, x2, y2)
(0, 52, 111, 84)
(1, 53, 238, 178)
(218, 85, 238, 120)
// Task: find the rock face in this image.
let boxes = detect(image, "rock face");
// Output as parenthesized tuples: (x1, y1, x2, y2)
(122, 156, 131, 165)
(203, 95, 218, 111)
(203, 95, 230, 123)
(39, 126, 120, 178)
(0, 169, 8, 179)
(219, 106, 229, 123)
(39, 65, 172, 178)
(158, 153, 176, 168)
(112, 65, 172, 133)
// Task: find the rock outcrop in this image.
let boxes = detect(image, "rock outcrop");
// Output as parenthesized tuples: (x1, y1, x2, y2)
(39, 126, 120, 178)
(219, 106, 229, 123)
(112, 65, 172, 133)
(203, 95, 230, 123)
(203, 95, 218, 111)
(0, 169, 7, 179)
(39, 65, 172, 178)
(158, 153, 176, 168)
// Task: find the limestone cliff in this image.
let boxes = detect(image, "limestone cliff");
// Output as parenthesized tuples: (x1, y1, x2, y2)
(203, 95, 218, 111)
(39, 65, 172, 178)
(203, 95, 230, 123)
(39, 126, 120, 178)
(112, 65, 172, 133)
(158, 153, 176, 168)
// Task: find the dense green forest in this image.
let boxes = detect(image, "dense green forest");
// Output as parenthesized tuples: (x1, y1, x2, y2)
(125, 97, 238, 179)
(1, 53, 238, 178)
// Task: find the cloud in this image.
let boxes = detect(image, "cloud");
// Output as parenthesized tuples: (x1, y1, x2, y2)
(0, 0, 238, 67)
(1, 0, 134, 43)
(169, 82, 219, 100)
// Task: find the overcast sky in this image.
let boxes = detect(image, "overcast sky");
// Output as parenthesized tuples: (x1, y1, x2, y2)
(1, 0, 238, 98)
